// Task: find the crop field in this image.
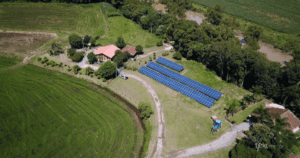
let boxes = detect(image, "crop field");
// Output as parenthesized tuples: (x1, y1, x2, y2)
(0, 60, 144, 157)
(0, 3, 162, 48)
(192, 0, 300, 34)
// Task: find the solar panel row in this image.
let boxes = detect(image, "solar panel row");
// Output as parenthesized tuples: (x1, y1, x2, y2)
(156, 57, 184, 71)
(147, 62, 222, 100)
(139, 66, 215, 108)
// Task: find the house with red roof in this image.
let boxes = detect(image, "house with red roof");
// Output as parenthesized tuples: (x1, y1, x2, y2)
(93, 45, 120, 62)
(121, 46, 137, 57)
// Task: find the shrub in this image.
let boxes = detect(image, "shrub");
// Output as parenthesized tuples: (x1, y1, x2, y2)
(172, 52, 182, 60)
(64, 64, 67, 67)
(41, 57, 48, 64)
(85, 66, 94, 76)
(90, 38, 96, 47)
(97, 75, 101, 79)
(138, 102, 154, 120)
(132, 66, 138, 71)
(90, 74, 94, 77)
(145, 61, 147, 64)
(149, 56, 152, 61)
(153, 53, 156, 60)
(67, 48, 76, 57)
(162, 51, 169, 56)
(136, 45, 144, 54)
(68, 33, 83, 49)
(58, 62, 63, 67)
(73, 65, 81, 74)
(102, 78, 107, 82)
(37, 57, 42, 61)
(156, 41, 163, 46)
(83, 35, 91, 46)
(79, 72, 82, 75)
(95, 61, 116, 79)
(115, 37, 126, 49)
(48, 50, 54, 56)
(70, 52, 85, 62)
(67, 68, 72, 72)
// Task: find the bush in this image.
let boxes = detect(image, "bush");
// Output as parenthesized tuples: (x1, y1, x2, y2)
(70, 52, 85, 62)
(95, 61, 116, 79)
(149, 56, 152, 61)
(79, 72, 82, 75)
(162, 51, 169, 56)
(68, 33, 83, 49)
(136, 45, 144, 54)
(115, 37, 126, 49)
(58, 62, 63, 67)
(67, 68, 72, 72)
(73, 65, 81, 74)
(156, 41, 163, 46)
(90, 74, 94, 77)
(172, 52, 182, 60)
(85, 66, 94, 76)
(145, 61, 147, 64)
(138, 102, 154, 120)
(153, 53, 156, 60)
(97, 75, 101, 79)
(132, 66, 138, 71)
(48, 50, 54, 56)
(83, 35, 91, 46)
(90, 38, 96, 47)
(41, 57, 48, 64)
(102, 78, 107, 82)
(67, 48, 76, 57)
(37, 57, 42, 61)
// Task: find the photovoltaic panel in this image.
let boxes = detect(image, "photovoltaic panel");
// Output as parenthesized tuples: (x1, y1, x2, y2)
(138, 66, 215, 107)
(156, 57, 184, 71)
(146, 61, 222, 100)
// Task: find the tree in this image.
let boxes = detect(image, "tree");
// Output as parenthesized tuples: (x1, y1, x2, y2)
(227, 99, 240, 116)
(83, 35, 91, 46)
(90, 38, 96, 47)
(68, 33, 83, 49)
(206, 5, 223, 25)
(252, 105, 272, 125)
(250, 85, 264, 102)
(136, 45, 143, 54)
(156, 40, 163, 46)
(70, 52, 85, 62)
(95, 61, 116, 79)
(67, 48, 76, 57)
(73, 65, 81, 74)
(138, 102, 154, 120)
(85, 66, 94, 76)
(113, 53, 125, 68)
(173, 52, 182, 60)
(123, 51, 131, 62)
(116, 37, 126, 49)
(51, 42, 63, 55)
(87, 53, 97, 64)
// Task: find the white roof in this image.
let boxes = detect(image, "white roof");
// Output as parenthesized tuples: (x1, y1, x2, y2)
(265, 103, 285, 109)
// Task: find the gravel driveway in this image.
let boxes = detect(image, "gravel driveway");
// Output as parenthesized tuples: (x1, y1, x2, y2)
(164, 123, 250, 158)
(77, 47, 99, 70)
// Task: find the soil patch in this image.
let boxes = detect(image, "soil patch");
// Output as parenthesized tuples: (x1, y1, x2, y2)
(185, 11, 205, 25)
(0, 30, 56, 53)
(258, 41, 293, 66)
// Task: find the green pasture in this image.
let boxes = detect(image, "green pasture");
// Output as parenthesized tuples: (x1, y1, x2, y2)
(0, 3, 161, 49)
(192, 0, 300, 34)
(0, 60, 144, 158)
(230, 102, 264, 124)
(124, 58, 251, 153)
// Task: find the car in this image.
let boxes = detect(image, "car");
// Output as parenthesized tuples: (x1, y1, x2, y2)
(120, 74, 128, 80)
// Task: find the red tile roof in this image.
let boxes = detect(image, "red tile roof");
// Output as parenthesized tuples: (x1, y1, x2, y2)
(93, 45, 120, 58)
(121, 46, 137, 56)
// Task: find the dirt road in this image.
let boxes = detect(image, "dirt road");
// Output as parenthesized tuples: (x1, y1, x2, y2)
(126, 74, 165, 158)
(163, 123, 250, 158)
(137, 44, 173, 59)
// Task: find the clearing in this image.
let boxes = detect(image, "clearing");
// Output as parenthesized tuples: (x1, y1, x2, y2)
(0, 57, 144, 158)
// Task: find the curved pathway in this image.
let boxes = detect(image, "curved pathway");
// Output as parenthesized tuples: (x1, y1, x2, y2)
(164, 123, 250, 158)
(126, 74, 165, 158)
(77, 47, 100, 70)
(137, 44, 173, 59)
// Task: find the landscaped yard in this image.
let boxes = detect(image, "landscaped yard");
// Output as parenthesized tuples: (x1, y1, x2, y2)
(0, 58, 144, 158)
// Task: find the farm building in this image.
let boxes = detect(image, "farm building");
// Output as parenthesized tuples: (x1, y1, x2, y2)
(121, 46, 137, 57)
(93, 45, 120, 62)
(251, 107, 300, 133)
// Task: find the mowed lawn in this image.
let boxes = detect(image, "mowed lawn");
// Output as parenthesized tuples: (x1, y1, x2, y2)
(0, 3, 162, 48)
(0, 59, 144, 157)
(192, 0, 300, 34)
(124, 57, 251, 153)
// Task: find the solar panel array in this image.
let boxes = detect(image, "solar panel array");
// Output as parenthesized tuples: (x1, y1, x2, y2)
(156, 57, 184, 71)
(147, 61, 222, 100)
(139, 66, 215, 108)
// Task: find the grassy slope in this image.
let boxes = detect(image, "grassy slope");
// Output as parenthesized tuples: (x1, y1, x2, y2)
(191, 0, 300, 34)
(124, 52, 251, 153)
(230, 102, 264, 124)
(0, 3, 161, 49)
(0, 56, 20, 72)
(0, 61, 143, 158)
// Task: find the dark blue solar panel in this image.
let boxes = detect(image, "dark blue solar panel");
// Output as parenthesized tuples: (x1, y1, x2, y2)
(156, 57, 184, 71)
(146, 62, 222, 100)
(138, 66, 215, 107)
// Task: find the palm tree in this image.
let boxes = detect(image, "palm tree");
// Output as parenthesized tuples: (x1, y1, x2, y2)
(253, 105, 272, 125)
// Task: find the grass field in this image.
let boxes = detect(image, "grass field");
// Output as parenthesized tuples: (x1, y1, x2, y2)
(192, 0, 300, 34)
(123, 54, 251, 153)
(0, 3, 162, 50)
(0, 59, 144, 158)
(230, 102, 264, 124)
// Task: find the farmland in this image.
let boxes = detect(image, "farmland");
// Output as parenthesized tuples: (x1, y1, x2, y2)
(0, 3, 162, 48)
(191, 0, 300, 34)
(0, 59, 144, 157)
